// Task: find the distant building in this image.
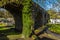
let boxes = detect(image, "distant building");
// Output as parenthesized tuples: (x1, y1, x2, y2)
(50, 19, 60, 24)
(0, 18, 15, 26)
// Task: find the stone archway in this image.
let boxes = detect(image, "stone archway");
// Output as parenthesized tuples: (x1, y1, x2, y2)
(1, 2, 23, 33)
(32, 2, 49, 30)
(29, 2, 50, 37)
(0, 2, 50, 35)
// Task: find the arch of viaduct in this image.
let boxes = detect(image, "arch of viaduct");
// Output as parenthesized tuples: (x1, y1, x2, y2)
(0, 0, 49, 33)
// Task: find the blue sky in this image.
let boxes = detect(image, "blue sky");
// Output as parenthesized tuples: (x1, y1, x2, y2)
(0, 8, 6, 12)
(0, 0, 60, 12)
(32, 0, 60, 12)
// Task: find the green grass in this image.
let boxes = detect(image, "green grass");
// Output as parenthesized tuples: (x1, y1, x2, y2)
(48, 24, 60, 34)
(0, 26, 22, 40)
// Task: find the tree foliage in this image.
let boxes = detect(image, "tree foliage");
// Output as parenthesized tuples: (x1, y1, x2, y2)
(0, 10, 13, 18)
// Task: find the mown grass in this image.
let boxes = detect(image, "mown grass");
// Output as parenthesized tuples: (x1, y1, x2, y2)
(48, 24, 60, 34)
(0, 26, 22, 40)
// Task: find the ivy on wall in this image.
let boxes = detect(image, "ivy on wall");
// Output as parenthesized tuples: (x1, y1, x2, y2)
(22, 0, 34, 38)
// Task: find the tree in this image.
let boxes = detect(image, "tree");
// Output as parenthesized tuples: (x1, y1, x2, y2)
(47, 9, 57, 19)
(0, 10, 13, 18)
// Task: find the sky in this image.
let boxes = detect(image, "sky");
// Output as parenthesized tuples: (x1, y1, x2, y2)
(32, 0, 60, 12)
(0, 8, 7, 13)
(0, 0, 60, 12)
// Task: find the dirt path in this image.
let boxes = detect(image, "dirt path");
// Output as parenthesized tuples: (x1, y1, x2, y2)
(39, 32, 60, 40)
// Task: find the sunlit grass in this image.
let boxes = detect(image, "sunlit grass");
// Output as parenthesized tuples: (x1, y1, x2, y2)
(0, 28, 9, 30)
(0, 23, 7, 27)
(48, 24, 60, 34)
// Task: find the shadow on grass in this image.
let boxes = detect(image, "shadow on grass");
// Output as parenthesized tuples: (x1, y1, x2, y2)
(0, 28, 22, 40)
(0, 34, 9, 40)
(0, 28, 21, 35)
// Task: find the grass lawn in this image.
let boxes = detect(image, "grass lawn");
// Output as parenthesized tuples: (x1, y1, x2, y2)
(48, 24, 60, 34)
(0, 26, 22, 40)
